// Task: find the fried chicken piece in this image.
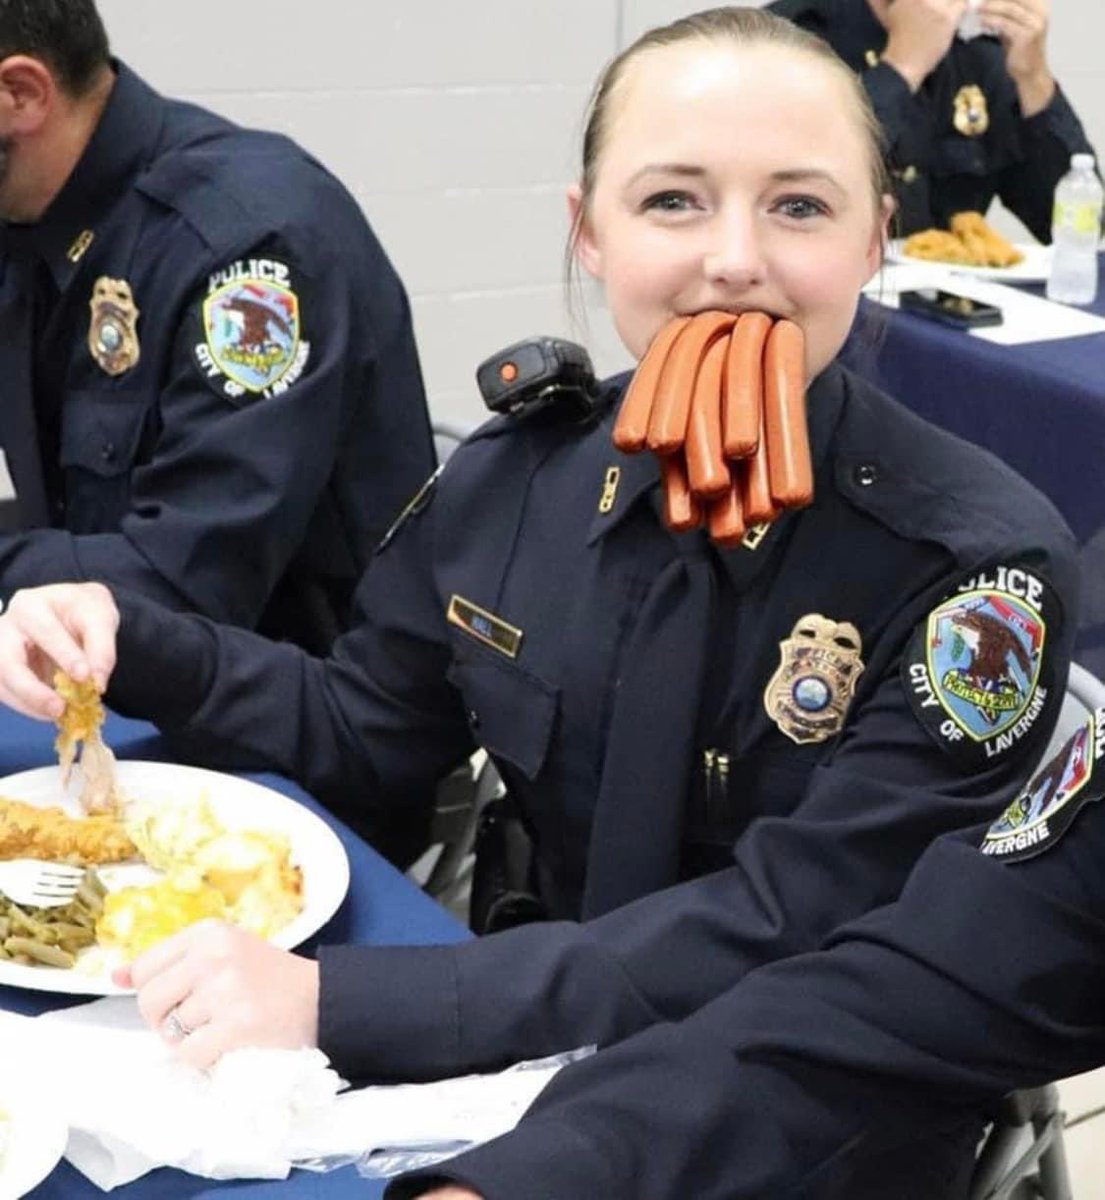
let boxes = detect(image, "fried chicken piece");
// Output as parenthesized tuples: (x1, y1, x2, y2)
(0, 796, 137, 864)
(950, 211, 1024, 268)
(903, 228, 974, 264)
(53, 672, 121, 814)
(904, 214, 1025, 268)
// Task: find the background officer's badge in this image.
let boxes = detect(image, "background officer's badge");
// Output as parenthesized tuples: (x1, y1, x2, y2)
(981, 708, 1104, 862)
(953, 84, 989, 137)
(194, 258, 308, 403)
(88, 277, 140, 375)
(903, 564, 1061, 764)
(764, 614, 865, 744)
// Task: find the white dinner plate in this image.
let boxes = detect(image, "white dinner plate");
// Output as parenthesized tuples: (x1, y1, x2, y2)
(0, 761, 350, 995)
(888, 238, 1053, 282)
(0, 1089, 68, 1197)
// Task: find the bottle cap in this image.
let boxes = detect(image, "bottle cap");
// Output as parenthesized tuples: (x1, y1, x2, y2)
(1072, 153, 1095, 171)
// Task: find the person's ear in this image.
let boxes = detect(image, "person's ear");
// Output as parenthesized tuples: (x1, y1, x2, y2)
(567, 183, 603, 280)
(0, 55, 57, 135)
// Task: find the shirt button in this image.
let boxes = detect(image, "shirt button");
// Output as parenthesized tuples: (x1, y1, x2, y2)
(101, 441, 116, 462)
(854, 463, 879, 487)
(901, 165, 919, 184)
(467, 708, 480, 729)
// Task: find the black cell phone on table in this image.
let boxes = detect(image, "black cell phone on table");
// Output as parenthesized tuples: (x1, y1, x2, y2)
(899, 288, 1003, 329)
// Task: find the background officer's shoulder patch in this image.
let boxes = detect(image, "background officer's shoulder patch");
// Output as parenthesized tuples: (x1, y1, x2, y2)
(901, 562, 1062, 766)
(191, 257, 310, 405)
(981, 708, 1105, 862)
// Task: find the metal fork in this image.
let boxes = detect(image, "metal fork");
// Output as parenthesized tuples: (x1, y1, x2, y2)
(0, 860, 84, 908)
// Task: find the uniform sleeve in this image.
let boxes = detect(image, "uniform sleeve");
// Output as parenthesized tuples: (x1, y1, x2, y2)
(993, 85, 1098, 244)
(860, 61, 923, 153)
(0, 231, 429, 628)
(387, 799, 1105, 1200)
(316, 547, 1079, 1084)
(105, 475, 474, 812)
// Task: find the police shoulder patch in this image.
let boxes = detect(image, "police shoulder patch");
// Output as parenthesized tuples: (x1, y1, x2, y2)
(902, 563, 1060, 765)
(981, 707, 1105, 862)
(192, 257, 310, 404)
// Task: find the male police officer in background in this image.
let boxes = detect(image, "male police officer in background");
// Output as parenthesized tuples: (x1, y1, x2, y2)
(0, 0, 434, 653)
(769, 0, 1095, 241)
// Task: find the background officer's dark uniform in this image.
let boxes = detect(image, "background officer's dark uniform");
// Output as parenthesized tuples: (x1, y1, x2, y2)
(103, 360, 1077, 1197)
(769, 0, 1095, 240)
(0, 62, 434, 652)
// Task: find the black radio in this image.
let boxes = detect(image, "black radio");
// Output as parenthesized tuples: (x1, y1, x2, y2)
(476, 336, 603, 422)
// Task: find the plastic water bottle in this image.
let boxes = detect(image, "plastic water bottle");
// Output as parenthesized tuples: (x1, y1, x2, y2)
(1046, 154, 1103, 306)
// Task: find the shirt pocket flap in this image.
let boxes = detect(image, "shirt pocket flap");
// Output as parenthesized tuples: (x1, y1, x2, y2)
(446, 652, 558, 781)
(59, 391, 148, 479)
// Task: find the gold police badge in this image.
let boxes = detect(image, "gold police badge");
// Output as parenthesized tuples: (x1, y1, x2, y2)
(764, 614, 865, 744)
(88, 277, 140, 375)
(953, 84, 989, 137)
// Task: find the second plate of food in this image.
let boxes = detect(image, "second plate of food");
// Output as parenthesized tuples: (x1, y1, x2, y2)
(888, 238, 1053, 283)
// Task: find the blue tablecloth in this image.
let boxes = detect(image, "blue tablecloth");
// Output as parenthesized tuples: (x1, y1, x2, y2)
(0, 710, 468, 1199)
(846, 254, 1105, 678)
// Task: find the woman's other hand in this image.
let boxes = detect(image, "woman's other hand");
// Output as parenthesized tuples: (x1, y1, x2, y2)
(114, 919, 320, 1071)
(0, 582, 119, 718)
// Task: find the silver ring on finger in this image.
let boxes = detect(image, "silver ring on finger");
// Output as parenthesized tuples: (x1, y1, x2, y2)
(163, 1005, 194, 1042)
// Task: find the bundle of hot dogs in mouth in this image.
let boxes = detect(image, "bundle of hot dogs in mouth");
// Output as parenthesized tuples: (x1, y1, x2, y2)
(613, 311, 813, 545)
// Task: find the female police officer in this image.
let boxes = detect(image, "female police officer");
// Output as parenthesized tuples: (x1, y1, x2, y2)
(0, 8, 1081, 1197)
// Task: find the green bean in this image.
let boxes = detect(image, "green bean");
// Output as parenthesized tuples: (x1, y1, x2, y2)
(75, 878, 104, 915)
(7, 905, 53, 941)
(0, 866, 106, 969)
(48, 921, 94, 941)
(81, 868, 107, 898)
(3, 936, 75, 969)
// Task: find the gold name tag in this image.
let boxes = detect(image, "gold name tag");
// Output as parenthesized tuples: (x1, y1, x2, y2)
(447, 595, 523, 659)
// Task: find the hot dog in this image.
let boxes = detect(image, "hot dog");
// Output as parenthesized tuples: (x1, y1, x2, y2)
(612, 310, 812, 543)
(660, 454, 701, 531)
(739, 427, 777, 525)
(613, 316, 690, 452)
(685, 334, 731, 499)
(723, 311, 770, 458)
(647, 311, 736, 454)
(762, 319, 812, 509)
(707, 483, 746, 546)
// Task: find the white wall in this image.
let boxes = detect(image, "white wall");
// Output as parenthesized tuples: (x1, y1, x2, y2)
(99, 1, 1104, 429)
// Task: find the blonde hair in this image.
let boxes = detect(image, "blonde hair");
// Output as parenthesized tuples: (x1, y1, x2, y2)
(566, 5, 891, 284)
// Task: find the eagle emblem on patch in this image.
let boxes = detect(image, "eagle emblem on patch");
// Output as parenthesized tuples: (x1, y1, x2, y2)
(194, 258, 309, 402)
(764, 614, 865, 744)
(88, 277, 140, 375)
(981, 707, 1105, 862)
(903, 564, 1060, 764)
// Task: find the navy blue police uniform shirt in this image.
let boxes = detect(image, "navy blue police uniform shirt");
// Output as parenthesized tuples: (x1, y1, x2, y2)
(0, 62, 434, 652)
(769, 0, 1095, 240)
(99, 354, 1076, 1146)
(383, 709, 1105, 1200)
